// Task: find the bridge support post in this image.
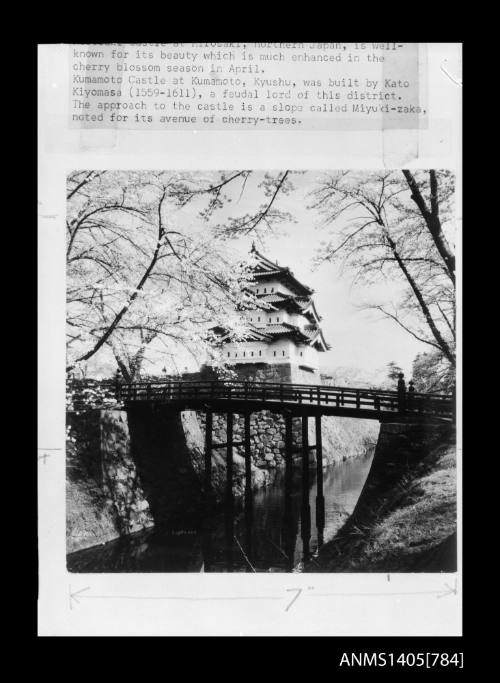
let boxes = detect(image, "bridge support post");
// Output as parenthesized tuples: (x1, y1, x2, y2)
(204, 410, 213, 496)
(224, 505, 234, 572)
(283, 412, 295, 570)
(315, 415, 325, 544)
(284, 410, 293, 516)
(301, 487, 311, 562)
(244, 412, 252, 504)
(244, 491, 254, 570)
(300, 505, 311, 562)
(301, 415, 310, 505)
(315, 415, 323, 498)
(226, 412, 233, 503)
(225, 412, 235, 569)
(285, 412, 293, 487)
(301, 414, 311, 560)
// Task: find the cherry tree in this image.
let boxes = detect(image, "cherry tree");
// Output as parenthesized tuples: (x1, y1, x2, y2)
(67, 170, 293, 380)
(310, 170, 456, 374)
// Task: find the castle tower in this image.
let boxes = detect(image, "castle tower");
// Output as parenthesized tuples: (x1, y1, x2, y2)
(215, 244, 330, 384)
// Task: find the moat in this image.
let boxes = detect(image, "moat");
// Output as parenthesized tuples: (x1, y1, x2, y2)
(67, 449, 374, 573)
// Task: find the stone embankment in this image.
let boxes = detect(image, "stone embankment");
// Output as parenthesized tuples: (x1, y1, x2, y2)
(67, 410, 154, 554)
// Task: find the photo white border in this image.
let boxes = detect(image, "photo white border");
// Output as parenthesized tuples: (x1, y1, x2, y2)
(38, 43, 462, 637)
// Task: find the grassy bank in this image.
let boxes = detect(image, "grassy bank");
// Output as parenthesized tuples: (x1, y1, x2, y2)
(309, 428, 457, 572)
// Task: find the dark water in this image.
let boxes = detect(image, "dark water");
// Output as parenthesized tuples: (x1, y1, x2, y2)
(67, 450, 374, 573)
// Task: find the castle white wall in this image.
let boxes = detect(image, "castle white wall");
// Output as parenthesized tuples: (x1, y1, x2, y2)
(294, 343, 320, 369)
(224, 339, 320, 371)
(248, 310, 288, 325)
(287, 311, 311, 330)
(247, 309, 311, 329)
(251, 279, 297, 297)
(229, 273, 322, 373)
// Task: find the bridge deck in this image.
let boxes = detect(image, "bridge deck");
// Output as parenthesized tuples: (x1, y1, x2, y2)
(112, 379, 454, 422)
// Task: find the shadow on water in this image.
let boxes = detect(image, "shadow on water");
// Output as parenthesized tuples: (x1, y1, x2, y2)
(67, 449, 375, 573)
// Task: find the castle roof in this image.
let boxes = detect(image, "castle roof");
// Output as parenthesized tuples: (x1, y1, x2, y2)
(257, 292, 322, 323)
(211, 245, 331, 353)
(215, 320, 330, 351)
(250, 244, 314, 297)
(302, 326, 330, 351)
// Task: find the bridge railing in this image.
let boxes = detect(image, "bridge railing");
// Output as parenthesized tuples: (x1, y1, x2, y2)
(115, 379, 454, 417)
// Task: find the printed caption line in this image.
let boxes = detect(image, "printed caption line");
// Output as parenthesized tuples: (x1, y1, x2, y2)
(69, 578, 458, 612)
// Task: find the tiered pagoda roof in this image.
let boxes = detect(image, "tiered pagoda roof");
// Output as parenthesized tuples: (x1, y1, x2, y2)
(212, 245, 330, 353)
(248, 245, 330, 352)
(257, 292, 322, 324)
(250, 243, 314, 297)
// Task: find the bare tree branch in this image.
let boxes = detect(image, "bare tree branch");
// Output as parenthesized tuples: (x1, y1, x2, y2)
(402, 170, 455, 282)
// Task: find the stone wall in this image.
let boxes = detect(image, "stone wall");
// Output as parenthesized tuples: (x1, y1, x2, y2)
(198, 410, 301, 470)
(197, 410, 379, 470)
(219, 361, 320, 385)
(66, 410, 154, 554)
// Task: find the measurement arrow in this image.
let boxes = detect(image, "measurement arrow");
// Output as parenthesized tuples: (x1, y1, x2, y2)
(69, 585, 91, 608)
(69, 585, 282, 609)
(310, 587, 458, 600)
(69, 580, 459, 611)
(437, 578, 458, 599)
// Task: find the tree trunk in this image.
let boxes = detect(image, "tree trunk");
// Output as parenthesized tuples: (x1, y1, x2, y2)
(112, 351, 132, 383)
(402, 170, 456, 283)
(384, 230, 455, 366)
(129, 346, 146, 382)
(68, 190, 168, 370)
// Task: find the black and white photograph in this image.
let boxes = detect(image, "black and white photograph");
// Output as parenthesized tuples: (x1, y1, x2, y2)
(65, 169, 456, 574)
(39, 42, 462, 639)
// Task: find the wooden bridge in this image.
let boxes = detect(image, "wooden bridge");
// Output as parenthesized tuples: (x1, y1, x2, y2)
(70, 376, 454, 534)
(115, 378, 454, 422)
(114, 377, 453, 511)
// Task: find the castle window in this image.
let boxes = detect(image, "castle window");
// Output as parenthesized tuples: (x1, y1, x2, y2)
(268, 317, 272, 322)
(264, 288, 267, 293)
(251, 351, 254, 357)
(282, 350, 285, 356)
(273, 351, 276, 356)
(227, 352, 230, 357)
(259, 350, 262, 356)
(235, 353, 238, 358)
(300, 352, 303, 357)
(243, 351, 246, 357)
(276, 317, 279, 322)
(271, 288, 274, 292)
(258, 317, 261, 322)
